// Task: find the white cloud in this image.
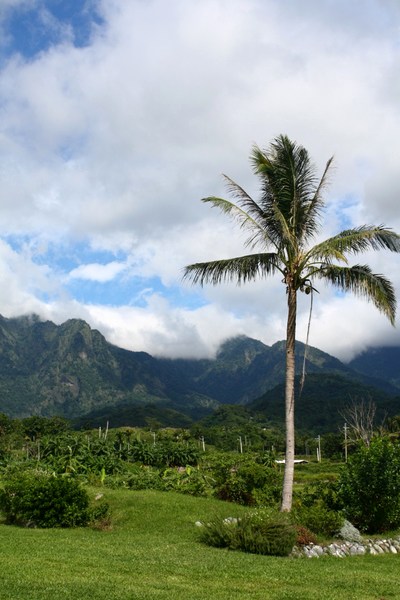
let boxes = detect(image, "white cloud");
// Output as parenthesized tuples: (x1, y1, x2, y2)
(0, 0, 399, 360)
(0, 239, 60, 316)
(68, 261, 126, 283)
(84, 293, 277, 359)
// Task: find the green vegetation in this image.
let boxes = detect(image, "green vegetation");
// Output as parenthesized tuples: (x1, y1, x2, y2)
(0, 418, 400, 598)
(0, 473, 109, 528)
(1, 314, 400, 434)
(338, 437, 400, 532)
(250, 373, 397, 433)
(0, 489, 399, 600)
(292, 503, 343, 538)
(198, 510, 297, 556)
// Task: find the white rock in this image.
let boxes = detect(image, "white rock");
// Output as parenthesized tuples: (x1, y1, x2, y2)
(312, 545, 323, 556)
(223, 517, 238, 525)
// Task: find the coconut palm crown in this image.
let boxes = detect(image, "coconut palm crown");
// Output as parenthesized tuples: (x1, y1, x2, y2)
(183, 134, 400, 511)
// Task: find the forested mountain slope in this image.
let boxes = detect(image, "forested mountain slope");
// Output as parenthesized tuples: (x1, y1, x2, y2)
(0, 314, 398, 426)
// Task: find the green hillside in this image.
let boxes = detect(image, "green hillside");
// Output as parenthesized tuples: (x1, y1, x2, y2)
(349, 346, 400, 389)
(249, 373, 400, 433)
(0, 313, 399, 431)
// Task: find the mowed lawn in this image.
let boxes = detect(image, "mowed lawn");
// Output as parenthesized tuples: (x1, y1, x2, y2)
(0, 488, 398, 600)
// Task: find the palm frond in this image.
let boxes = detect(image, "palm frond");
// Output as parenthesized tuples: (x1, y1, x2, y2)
(221, 175, 264, 219)
(183, 253, 282, 286)
(251, 136, 327, 247)
(309, 226, 400, 262)
(301, 156, 334, 240)
(250, 143, 296, 249)
(314, 264, 397, 325)
(201, 196, 270, 250)
(224, 164, 295, 251)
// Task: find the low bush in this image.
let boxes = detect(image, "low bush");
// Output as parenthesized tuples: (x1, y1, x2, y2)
(299, 480, 341, 512)
(125, 466, 164, 491)
(294, 525, 317, 546)
(197, 516, 238, 548)
(88, 499, 113, 530)
(0, 471, 109, 528)
(215, 476, 256, 505)
(161, 466, 210, 496)
(214, 462, 281, 506)
(292, 503, 344, 538)
(198, 511, 296, 556)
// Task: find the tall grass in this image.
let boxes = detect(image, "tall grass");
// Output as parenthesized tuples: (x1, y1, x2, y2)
(0, 488, 398, 600)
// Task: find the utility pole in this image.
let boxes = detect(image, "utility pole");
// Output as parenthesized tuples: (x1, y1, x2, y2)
(344, 422, 348, 463)
(316, 435, 321, 462)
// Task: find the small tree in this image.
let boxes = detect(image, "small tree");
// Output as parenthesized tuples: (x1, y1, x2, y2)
(0, 473, 91, 528)
(338, 437, 400, 533)
(341, 398, 377, 447)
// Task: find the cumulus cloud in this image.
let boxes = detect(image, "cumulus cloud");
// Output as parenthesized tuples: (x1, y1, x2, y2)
(68, 261, 127, 283)
(0, 0, 399, 360)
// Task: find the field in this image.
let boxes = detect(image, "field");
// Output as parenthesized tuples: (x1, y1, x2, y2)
(0, 488, 399, 600)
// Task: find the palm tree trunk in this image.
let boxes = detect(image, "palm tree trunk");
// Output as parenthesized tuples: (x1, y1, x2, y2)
(281, 284, 297, 511)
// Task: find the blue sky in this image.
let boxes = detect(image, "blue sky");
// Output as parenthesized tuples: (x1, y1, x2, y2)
(0, 0, 400, 360)
(3, 1, 102, 58)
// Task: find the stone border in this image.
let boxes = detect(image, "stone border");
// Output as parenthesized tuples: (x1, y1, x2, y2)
(292, 537, 400, 558)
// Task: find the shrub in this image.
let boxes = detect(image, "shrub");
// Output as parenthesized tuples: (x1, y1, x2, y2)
(293, 503, 344, 538)
(197, 516, 238, 549)
(215, 476, 255, 505)
(88, 499, 112, 530)
(161, 466, 210, 496)
(214, 462, 281, 506)
(337, 437, 400, 533)
(125, 466, 164, 490)
(299, 480, 341, 512)
(198, 511, 296, 556)
(0, 472, 92, 528)
(294, 525, 317, 546)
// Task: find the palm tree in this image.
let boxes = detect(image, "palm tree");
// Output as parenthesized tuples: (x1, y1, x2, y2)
(183, 134, 400, 511)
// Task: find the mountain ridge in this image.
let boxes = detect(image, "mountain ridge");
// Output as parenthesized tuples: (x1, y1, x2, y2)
(0, 314, 399, 429)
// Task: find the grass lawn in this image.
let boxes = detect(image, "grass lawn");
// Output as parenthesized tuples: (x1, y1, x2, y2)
(0, 488, 398, 600)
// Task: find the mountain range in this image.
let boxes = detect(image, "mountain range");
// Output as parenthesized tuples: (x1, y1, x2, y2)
(0, 314, 399, 432)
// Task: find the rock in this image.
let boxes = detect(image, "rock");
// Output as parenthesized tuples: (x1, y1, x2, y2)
(349, 544, 365, 556)
(235, 526, 399, 559)
(336, 520, 363, 543)
(325, 544, 335, 555)
(313, 545, 324, 556)
(290, 547, 304, 558)
(223, 517, 238, 525)
(380, 542, 390, 552)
